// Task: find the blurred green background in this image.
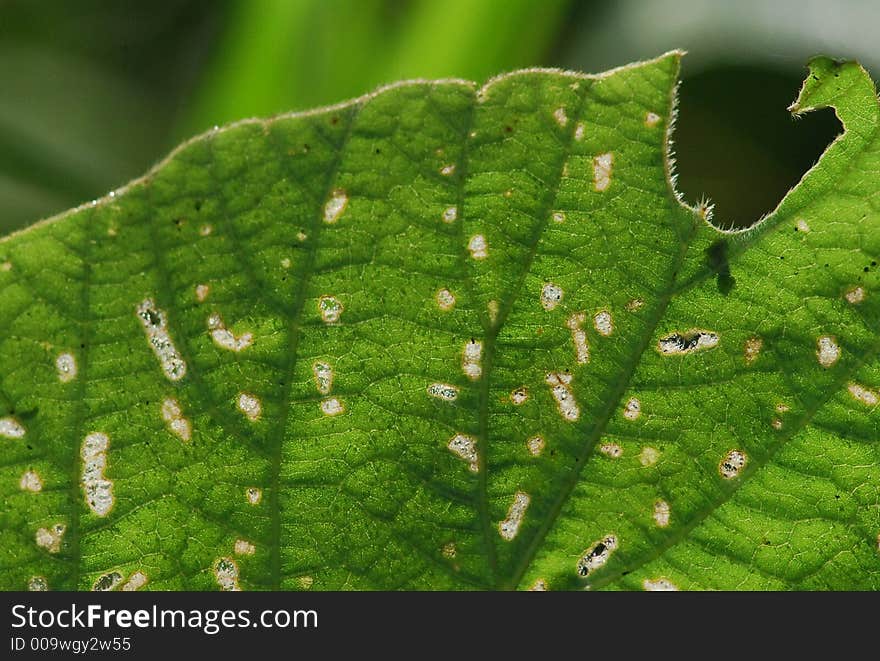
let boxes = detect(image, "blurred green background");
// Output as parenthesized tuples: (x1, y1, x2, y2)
(1, 0, 876, 235)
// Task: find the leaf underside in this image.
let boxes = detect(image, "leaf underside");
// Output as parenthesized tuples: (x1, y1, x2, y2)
(1, 52, 879, 591)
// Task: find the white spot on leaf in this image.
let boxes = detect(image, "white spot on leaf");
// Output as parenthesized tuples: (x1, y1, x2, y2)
(436, 288, 455, 311)
(208, 313, 253, 352)
(527, 435, 545, 457)
(593, 152, 613, 191)
(161, 398, 191, 442)
(719, 449, 747, 479)
(639, 447, 660, 466)
(448, 433, 479, 473)
(845, 286, 865, 304)
(81, 432, 113, 516)
(462, 339, 483, 380)
(468, 234, 488, 260)
(319, 295, 344, 324)
(540, 283, 563, 311)
(323, 189, 348, 224)
(0, 417, 26, 439)
(55, 353, 77, 383)
(552, 211, 565, 223)
(28, 576, 48, 591)
(623, 397, 641, 421)
(20, 470, 43, 492)
(645, 111, 661, 127)
(816, 335, 840, 368)
(593, 310, 613, 336)
(121, 571, 148, 591)
(136, 299, 187, 381)
(657, 330, 719, 355)
(643, 578, 678, 591)
(214, 557, 240, 591)
(848, 382, 879, 406)
(545, 371, 580, 421)
(577, 535, 617, 577)
(199, 224, 213, 237)
(442, 206, 458, 223)
(553, 107, 568, 127)
(235, 539, 256, 556)
(321, 397, 345, 416)
(312, 362, 334, 395)
(600, 443, 622, 458)
(529, 579, 548, 591)
(195, 284, 210, 302)
(574, 122, 586, 141)
(796, 218, 811, 233)
(36, 523, 65, 554)
(440, 164, 456, 176)
(237, 392, 262, 421)
(653, 500, 670, 527)
(566, 313, 590, 364)
(498, 491, 530, 541)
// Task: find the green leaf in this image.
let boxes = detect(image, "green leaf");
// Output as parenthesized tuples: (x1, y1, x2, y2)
(2, 52, 879, 591)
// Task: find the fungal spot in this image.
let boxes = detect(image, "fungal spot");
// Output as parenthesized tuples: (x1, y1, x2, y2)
(719, 449, 747, 479)
(214, 557, 240, 591)
(600, 443, 622, 458)
(527, 435, 545, 457)
(540, 283, 563, 311)
(81, 432, 113, 516)
(318, 295, 344, 324)
(574, 122, 586, 141)
(593, 152, 613, 192)
(237, 392, 262, 421)
(440, 164, 456, 176)
(281, 257, 291, 269)
(462, 339, 483, 380)
(323, 189, 348, 224)
(626, 298, 644, 312)
(195, 284, 210, 302)
(121, 571, 148, 591)
(161, 397, 191, 442)
(848, 382, 879, 406)
(246, 487, 262, 505)
(553, 107, 568, 127)
(593, 310, 613, 336)
(28, 576, 48, 591)
(775, 403, 790, 413)
(845, 286, 865, 304)
(645, 111, 661, 127)
(498, 491, 530, 541)
(653, 500, 670, 527)
(442, 542, 456, 559)
(487, 300, 499, 324)
(93, 572, 123, 591)
(0, 417, 26, 439)
(442, 206, 458, 223)
(234, 539, 256, 556)
(436, 288, 456, 311)
(623, 397, 641, 421)
(447, 433, 479, 473)
(545, 371, 580, 421)
(312, 362, 334, 395)
(576, 535, 617, 577)
(35, 523, 65, 553)
(20, 470, 43, 492)
(639, 447, 660, 466)
(199, 224, 213, 237)
(297, 231, 308, 242)
(771, 418, 783, 430)
(657, 330, 719, 355)
(208, 313, 253, 352)
(552, 211, 565, 223)
(427, 382, 459, 402)
(321, 397, 345, 416)
(816, 335, 840, 368)
(744, 336, 763, 364)
(563, 313, 590, 364)
(468, 234, 488, 260)
(643, 578, 678, 591)
(136, 299, 187, 381)
(796, 218, 811, 233)
(510, 386, 528, 406)
(529, 579, 548, 591)
(55, 352, 77, 383)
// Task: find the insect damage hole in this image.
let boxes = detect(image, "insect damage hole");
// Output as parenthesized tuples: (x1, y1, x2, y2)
(447, 433, 479, 473)
(20, 470, 43, 492)
(208, 313, 253, 352)
(81, 432, 113, 516)
(136, 299, 187, 381)
(35, 523, 66, 554)
(657, 330, 719, 356)
(0, 417, 26, 439)
(498, 491, 530, 541)
(55, 352, 77, 383)
(510, 387, 528, 406)
(816, 336, 840, 368)
(576, 535, 617, 577)
(237, 392, 262, 421)
(593, 152, 613, 192)
(540, 283, 563, 311)
(545, 372, 580, 421)
(323, 189, 348, 224)
(246, 487, 262, 505)
(161, 398, 191, 442)
(719, 449, 747, 479)
(566, 313, 590, 364)
(442, 206, 458, 223)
